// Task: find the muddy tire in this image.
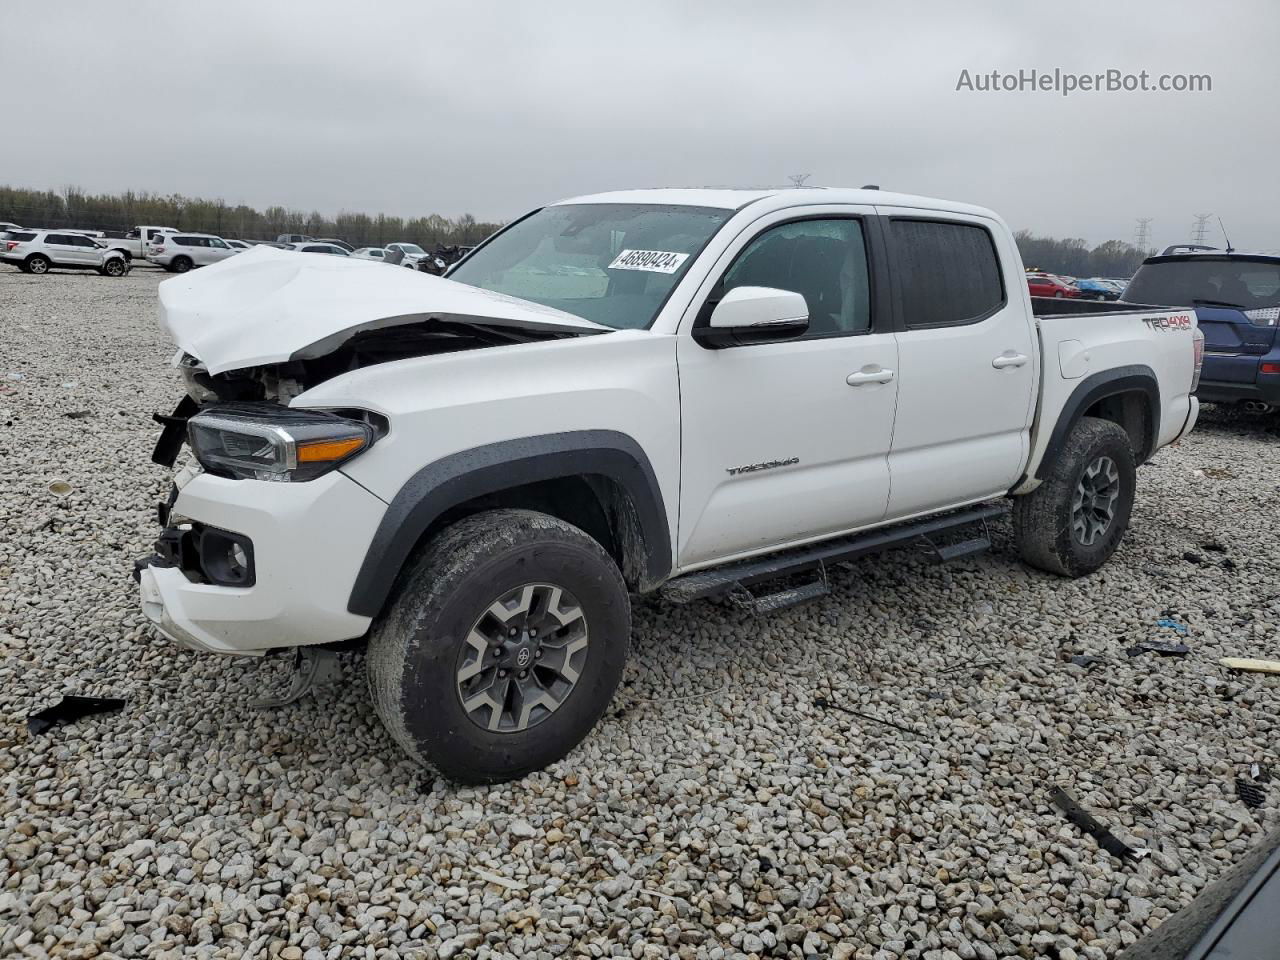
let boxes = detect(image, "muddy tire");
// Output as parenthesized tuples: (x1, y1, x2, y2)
(26, 254, 50, 275)
(1013, 416, 1136, 577)
(171, 256, 193, 273)
(367, 508, 630, 784)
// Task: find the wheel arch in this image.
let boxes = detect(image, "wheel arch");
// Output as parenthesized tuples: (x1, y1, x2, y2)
(347, 430, 672, 618)
(1035, 365, 1160, 480)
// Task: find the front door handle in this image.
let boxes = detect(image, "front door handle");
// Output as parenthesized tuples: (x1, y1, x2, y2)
(847, 367, 895, 386)
(992, 353, 1029, 369)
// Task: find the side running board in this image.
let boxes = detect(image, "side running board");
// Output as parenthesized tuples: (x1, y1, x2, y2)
(661, 502, 1008, 606)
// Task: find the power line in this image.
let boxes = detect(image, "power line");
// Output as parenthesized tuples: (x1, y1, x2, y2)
(787, 174, 810, 189)
(1134, 218, 1152, 253)
(1191, 213, 1212, 246)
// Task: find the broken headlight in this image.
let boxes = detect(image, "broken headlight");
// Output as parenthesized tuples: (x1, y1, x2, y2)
(187, 403, 377, 482)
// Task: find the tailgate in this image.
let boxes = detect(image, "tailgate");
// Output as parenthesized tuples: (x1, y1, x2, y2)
(1198, 305, 1276, 383)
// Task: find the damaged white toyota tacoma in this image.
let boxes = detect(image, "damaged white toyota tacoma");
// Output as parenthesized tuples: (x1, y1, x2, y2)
(136, 188, 1203, 783)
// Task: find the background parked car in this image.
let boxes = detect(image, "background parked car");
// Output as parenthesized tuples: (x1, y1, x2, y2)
(1027, 273, 1081, 298)
(384, 241, 429, 268)
(1123, 251, 1280, 412)
(92, 226, 179, 261)
(1075, 278, 1121, 300)
(1, 229, 130, 276)
(352, 247, 388, 262)
(147, 233, 239, 272)
(287, 242, 350, 256)
(311, 237, 354, 252)
(276, 233, 314, 244)
(225, 239, 252, 251)
(415, 252, 449, 275)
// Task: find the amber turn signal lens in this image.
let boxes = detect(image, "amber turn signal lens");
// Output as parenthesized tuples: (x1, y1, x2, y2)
(297, 436, 367, 463)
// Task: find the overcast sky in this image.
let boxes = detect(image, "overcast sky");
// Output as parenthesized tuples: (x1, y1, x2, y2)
(5, 0, 1277, 249)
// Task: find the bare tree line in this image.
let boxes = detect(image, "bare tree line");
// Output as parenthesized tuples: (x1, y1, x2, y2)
(2, 185, 1157, 274)
(0, 185, 503, 248)
(1013, 230, 1153, 278)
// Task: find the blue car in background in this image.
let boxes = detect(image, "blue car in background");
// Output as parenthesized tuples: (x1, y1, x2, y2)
(1076, 277, 1122, 300)
(1123, 253, 1280, 411)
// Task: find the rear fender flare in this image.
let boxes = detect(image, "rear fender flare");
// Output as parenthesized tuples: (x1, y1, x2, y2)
(1034, 365, 1160, 480)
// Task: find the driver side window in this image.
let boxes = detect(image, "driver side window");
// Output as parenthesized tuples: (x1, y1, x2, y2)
(720, 219, 871, 338)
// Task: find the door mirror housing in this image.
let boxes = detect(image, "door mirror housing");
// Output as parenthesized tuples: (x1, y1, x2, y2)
(692, 286, 809, 349)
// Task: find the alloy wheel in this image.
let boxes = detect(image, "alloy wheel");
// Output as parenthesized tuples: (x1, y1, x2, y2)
(1071, 455, 1120, 546)
(454, 582, 590, 733)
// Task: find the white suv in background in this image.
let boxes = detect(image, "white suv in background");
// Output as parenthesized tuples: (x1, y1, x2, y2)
(1, 229, 131, 276)
(146, 233, 239, 272)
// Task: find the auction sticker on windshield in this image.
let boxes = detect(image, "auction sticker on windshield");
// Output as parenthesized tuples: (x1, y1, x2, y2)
(608, 249, 689, 274)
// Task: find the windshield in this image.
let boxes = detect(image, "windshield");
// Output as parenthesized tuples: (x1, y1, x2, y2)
(449, 203, 733, 329)
(1125, 258, 1280, 309)
(398, 244, 426, 255)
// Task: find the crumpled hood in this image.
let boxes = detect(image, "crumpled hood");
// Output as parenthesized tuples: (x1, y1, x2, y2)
(158, 245, 605, 374)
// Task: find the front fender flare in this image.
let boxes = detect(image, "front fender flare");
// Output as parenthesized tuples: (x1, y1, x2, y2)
(346, 430, 671, 618)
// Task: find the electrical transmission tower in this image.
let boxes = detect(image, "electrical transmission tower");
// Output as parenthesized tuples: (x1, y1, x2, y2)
(1191, 213, 1212, 246)
(787, 174, 811, 189)
(1134, 218, 1152, 253)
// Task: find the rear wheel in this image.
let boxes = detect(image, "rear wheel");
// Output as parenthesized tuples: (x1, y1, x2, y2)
(171, 256, 193, 273)
(367, 508, 630, 784)
(1013, 417, 1136, 576)
(26, 254, 50, 275)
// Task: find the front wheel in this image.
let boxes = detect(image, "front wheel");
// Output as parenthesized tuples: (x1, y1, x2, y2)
(1013, 416, 1136, 577)
(101, 258, 126, 277)
(367, 508, 630, 784)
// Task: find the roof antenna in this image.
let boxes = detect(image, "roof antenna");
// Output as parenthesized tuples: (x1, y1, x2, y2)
(1217, 215, 1234, 253)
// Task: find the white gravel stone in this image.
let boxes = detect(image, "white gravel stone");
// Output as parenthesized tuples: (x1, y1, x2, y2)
(2, 269, 1279, 960)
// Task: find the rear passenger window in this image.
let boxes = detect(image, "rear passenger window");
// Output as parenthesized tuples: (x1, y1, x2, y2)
(890, 219, 1004, 328)
(46, 234, 71, 244)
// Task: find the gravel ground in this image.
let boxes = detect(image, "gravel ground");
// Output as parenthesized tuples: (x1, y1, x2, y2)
(2, 267, 1278, 960)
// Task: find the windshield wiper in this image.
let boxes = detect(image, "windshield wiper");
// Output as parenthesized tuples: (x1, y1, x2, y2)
(1192, 297, 1246, 309)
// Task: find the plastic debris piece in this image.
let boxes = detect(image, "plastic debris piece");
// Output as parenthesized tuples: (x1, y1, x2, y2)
(1126, 640, 1191, 658)
(1183, 552, 1203, 565)
(47, 480, 72, 496)
(1050, 786, 1148, 861)
(1156, 618, 1190, 635)
(1220, 657, 1280, 675)
(62, 411, 92, 420)
(1071, 655, 1103, 668)
(1236, 778, 1266, 809)
(28, 695, 126, 735)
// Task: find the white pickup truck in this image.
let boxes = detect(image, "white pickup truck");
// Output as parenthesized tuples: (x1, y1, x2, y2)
(136, 188, 1202, 783)
(98, 225, 178, 261)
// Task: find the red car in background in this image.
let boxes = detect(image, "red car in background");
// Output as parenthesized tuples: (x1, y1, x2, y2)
(1027, 273, 1082, 298)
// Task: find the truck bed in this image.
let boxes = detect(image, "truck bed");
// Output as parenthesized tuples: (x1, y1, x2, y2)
(1030, 296, 1171, 317)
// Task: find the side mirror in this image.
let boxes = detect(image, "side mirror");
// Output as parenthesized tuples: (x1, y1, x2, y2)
(692, 286, 809, 349)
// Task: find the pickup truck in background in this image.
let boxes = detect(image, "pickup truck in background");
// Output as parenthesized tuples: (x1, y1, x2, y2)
(1123, 251, 1280, 412)
(97, 225, 179, 261)
(135, 187, 1202, 783)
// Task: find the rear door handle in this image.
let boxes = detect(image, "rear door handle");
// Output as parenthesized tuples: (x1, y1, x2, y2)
(992, 353, 1029, 369)
(846, 367, 895, 386)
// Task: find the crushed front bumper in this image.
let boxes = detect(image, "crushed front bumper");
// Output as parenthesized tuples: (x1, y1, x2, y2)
(135, 470, 386, 656)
